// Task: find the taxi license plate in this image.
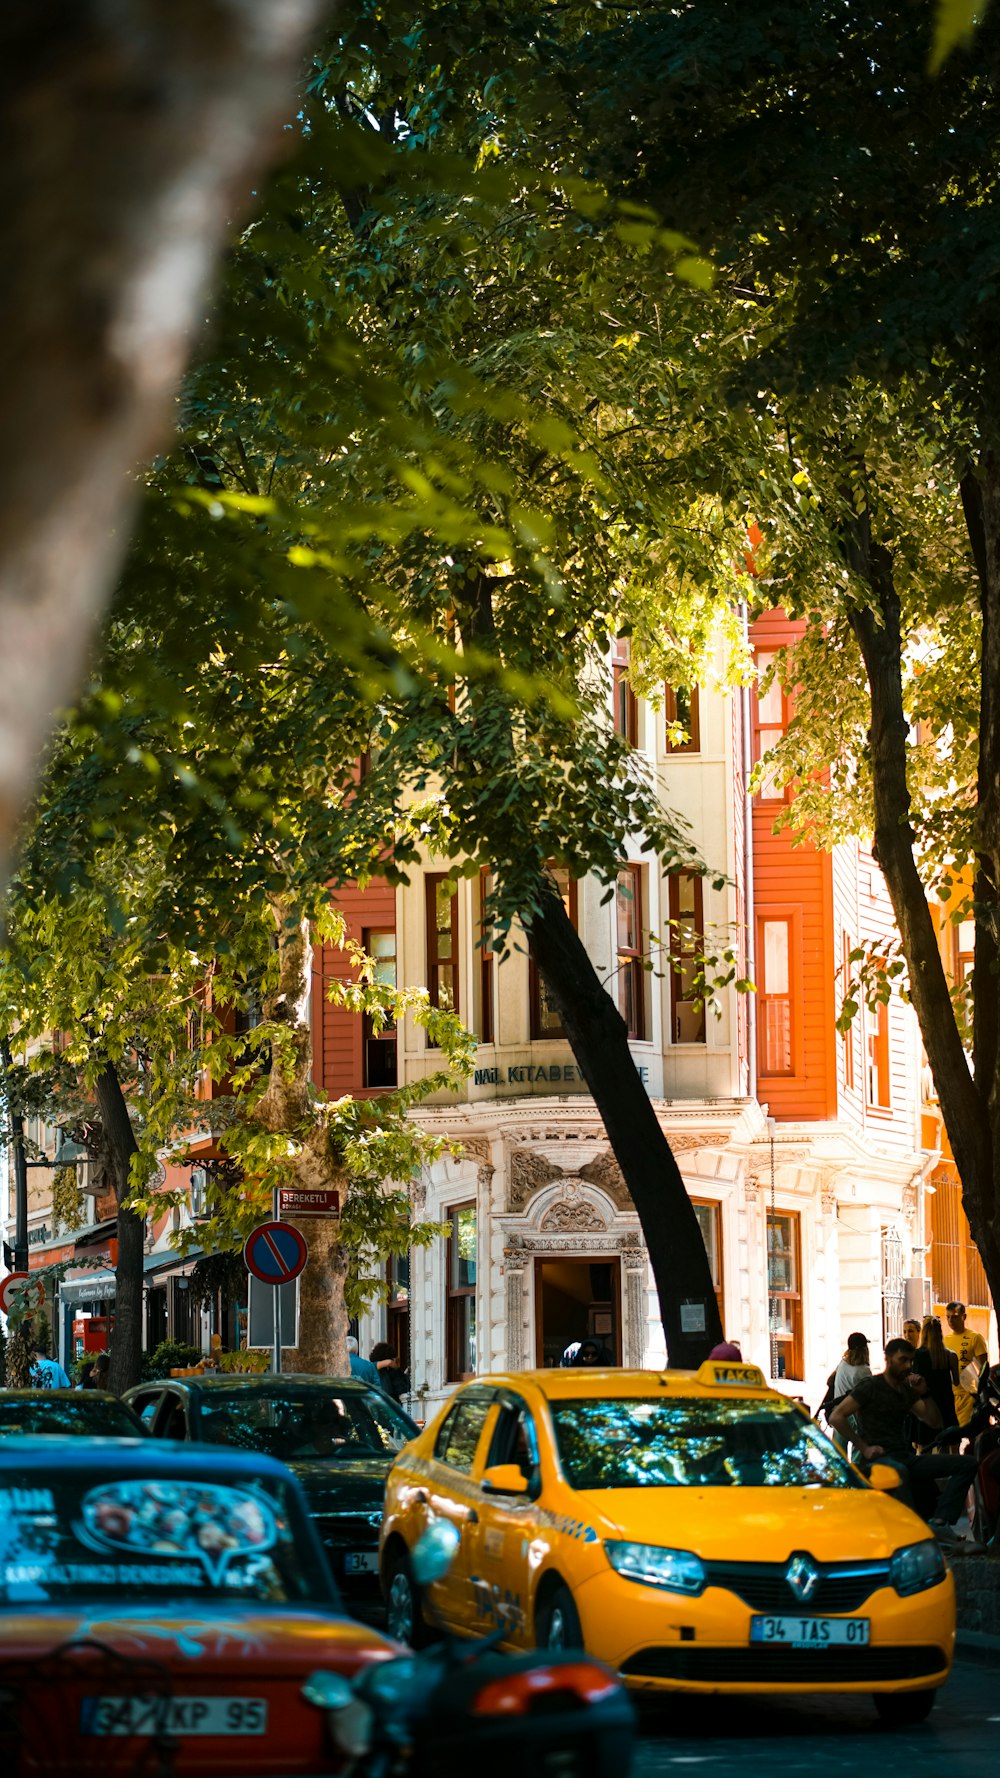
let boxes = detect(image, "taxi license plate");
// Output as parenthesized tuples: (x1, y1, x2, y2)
(750, 1616, 870, 1646)
(344, 1550, 379, 1574)
(82, 1696, 268, 1736)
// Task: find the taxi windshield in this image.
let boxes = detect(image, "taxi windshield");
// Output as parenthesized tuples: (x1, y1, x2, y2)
(0, 1472, 330, 1607)
(197, 1387, 414, 1461)
(550, 1395, 859, 1490)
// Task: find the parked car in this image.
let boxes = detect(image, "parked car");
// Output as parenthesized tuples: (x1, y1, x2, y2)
(124, 1374, 417, 1587)
(380, 1359, 956, 1725)
(0, 1389, 146, 1439)
(0, 1436, 396, 1775)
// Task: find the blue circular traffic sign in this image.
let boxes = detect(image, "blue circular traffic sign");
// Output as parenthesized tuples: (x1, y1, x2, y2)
(244, 1220, 308, 1285)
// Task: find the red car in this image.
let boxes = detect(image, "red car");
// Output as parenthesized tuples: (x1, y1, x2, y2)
(0, 1437, 397, 1775)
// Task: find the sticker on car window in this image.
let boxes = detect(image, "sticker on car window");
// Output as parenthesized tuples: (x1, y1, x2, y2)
(79, 1481, 278, 1582)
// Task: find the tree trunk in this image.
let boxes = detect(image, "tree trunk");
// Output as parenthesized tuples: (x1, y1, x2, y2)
(845, 506, 1000, 1318)
(0, 0, 326, 892)
(255, 898, 350, 1375)
(526, 884, 725, 1367)
(95, 1059, 146, 1394)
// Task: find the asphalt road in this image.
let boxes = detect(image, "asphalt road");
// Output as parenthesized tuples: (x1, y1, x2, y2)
(633, 1658, 998, 1776)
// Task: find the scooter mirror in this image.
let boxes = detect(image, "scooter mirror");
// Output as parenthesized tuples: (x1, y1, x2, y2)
(412, 1517, 461, 1584)
(302, 1671, 355, 1710)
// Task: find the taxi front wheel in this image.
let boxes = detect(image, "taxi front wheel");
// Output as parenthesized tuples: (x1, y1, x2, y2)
(536, 1582, 583, 1652)
(385, 1550, 434, 1649)
(873, 1688, 937, 1726)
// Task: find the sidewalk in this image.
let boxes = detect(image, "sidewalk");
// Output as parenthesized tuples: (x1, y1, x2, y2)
(951, 1549, 1000, 1663)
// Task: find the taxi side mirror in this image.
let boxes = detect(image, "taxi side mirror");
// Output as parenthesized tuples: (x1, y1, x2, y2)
(481, 1464, 530, 1497)
(867, 1462, 901, 1492)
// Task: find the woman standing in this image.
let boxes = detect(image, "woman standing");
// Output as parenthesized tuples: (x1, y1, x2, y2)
(829, 1334, 871, 1453)
(912, 1316, 960, 1443)
(369, 1340, 410, 1405)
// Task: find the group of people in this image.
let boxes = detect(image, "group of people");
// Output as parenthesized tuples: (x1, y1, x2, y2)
(346, 1335, 410, 1402)
(826, 1302, 988, 1540)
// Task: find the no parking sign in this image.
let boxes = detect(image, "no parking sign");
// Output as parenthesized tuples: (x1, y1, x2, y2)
(243, 1221, 308, 1286)
(0, 1272, 45, 1316)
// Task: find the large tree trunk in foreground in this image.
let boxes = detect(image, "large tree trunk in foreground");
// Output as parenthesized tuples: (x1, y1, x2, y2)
(526, 885, 725, 1369)
(95, 1059, 146, 1395)
(255, 900, 350, 1376)
(0, 0, 325, 890)
(845, 496, 1000, 1320)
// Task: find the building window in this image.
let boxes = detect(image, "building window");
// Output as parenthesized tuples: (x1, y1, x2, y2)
(841, 932, 855, 1092)
(529, 869, 578, 1039)
(665, 683, 700, 753)
(668, 871, 706, 1044)
(612, 636, 638, 746)
(866, 997, 891, 1110)
(479, 866, 496, 1044)
(446, 1203, 477, 1382)
(426, 875, 459, 1014)
(615, 865, 647, 1040)
(767, 1210, 803, 1381)
(363, 929, 398, 1088)
(757, 916, 793, 1076)
(386, 1251, 410, 1372)
(953, 917, 974, 987)
(693, 1199, 724, 1320)
(752, 651, 788, 800)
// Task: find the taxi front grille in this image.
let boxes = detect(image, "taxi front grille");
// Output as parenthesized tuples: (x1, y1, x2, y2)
(621, 1645, 946, 1684)
(703, 1560, 891, 1614)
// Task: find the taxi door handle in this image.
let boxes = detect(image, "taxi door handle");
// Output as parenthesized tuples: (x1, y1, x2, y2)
(467, 1509, 479, 1526)
(415, 1490, 428, 1506)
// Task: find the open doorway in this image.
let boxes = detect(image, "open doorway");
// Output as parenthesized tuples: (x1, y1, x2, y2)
(534, 1257, 621, 1367)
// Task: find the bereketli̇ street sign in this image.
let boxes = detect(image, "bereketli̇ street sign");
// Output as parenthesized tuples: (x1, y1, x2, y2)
(277, 1187, 340, 1218)
(243, 1221, 308, 1286)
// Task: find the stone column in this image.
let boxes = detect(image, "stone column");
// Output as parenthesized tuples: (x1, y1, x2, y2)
(622, 1244, 647, 1367)
(504, 1243, 529, 1371)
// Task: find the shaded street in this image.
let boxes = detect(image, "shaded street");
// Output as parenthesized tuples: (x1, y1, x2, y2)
(635, 1659, 997, 1775)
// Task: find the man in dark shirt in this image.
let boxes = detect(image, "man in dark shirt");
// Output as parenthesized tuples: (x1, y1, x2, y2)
(831, 1338, 977, 1535)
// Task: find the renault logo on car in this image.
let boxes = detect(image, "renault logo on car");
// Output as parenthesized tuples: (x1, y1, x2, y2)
(786, 1553, 821, 1602)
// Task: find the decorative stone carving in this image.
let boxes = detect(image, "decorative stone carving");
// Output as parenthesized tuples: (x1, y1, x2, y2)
(901, 1175, 919, 1223)
(477, 1164, 496, 1195)
(578, 1151, 633, 1209)
(540, 1199, 607, 1233)
(461, 1137, 493, 1166)
(821, 1187, 837, 1219)
(509, 1150, 564, 1211)
(667, 1134, 730, 1152)
(410, 1176, 427, 1216)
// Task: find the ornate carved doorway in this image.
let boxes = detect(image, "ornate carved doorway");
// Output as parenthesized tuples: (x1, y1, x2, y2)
(533, 1256, 622, 1367)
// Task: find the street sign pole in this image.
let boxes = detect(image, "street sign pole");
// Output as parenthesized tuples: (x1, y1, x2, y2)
(272, 1187, 281, 1377)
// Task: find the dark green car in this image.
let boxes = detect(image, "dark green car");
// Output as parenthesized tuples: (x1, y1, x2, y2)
(123, 1373, 417, 1587)
(0, 1389, 146, 1438)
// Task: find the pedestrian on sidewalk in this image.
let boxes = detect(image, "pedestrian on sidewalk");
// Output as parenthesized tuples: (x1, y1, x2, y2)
(370, 1340, 410, 1403)
(944, 1302, 989, 1430)
(830, 1338, 977, 1537)
(825, 1333, 871, 1453)
(28, 1337, 70, 1389)
(346, 1335, 380, 1387)
(912, 1317, 960, 1445)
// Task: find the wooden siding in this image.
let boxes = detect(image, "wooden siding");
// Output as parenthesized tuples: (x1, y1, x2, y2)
(750, 610, 837, 1122)
(313, 880, 396, 1098)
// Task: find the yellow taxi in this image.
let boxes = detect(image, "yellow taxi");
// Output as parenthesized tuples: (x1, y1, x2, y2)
(380, 1362, 955, 1724)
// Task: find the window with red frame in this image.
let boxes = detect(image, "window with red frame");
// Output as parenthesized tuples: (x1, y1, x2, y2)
(615, 865, 647, 1040)
(362, 929, 398, 1088)
(752, 652, 788, 800)
(426, 875, 459, 1016)
(866, 998, 891, 1110)
(668, 871, 706, 1044)
(665, 683, 700, 753)
(529, 869, 578, 1038)
(612, 636, 638, 746)
(479, 866, 496, 1044)
(758, 916, 793, 1076)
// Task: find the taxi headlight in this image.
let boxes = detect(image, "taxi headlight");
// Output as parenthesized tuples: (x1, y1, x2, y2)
(604, 1541, 705, 1595)
(890, 1539, 947, 1597)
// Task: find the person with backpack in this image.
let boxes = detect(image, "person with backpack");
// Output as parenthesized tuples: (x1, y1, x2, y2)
(822, 1332, 871, 1451)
